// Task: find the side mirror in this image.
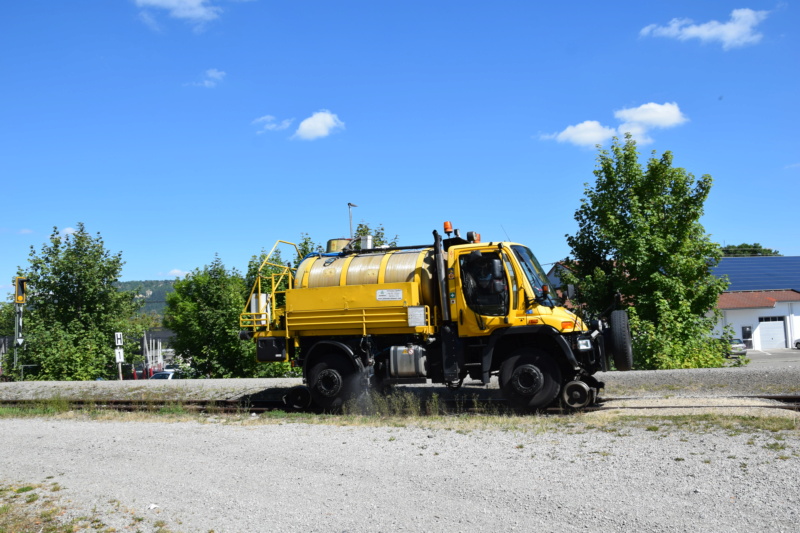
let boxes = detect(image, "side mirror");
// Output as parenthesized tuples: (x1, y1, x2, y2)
(492, 279, 505, 294)
(491, 259, 503, 279)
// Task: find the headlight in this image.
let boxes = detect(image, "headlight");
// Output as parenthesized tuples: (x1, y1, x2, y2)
(577, 338, 592, 351)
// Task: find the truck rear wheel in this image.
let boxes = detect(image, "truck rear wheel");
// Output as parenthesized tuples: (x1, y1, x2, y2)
(499, 348, 561, 411)
(308, 355, 359, 410)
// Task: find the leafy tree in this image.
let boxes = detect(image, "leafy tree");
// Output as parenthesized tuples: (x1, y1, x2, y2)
(721, 243, 781, 257)
(0, 300, 13, 337)
(354, 222, 398, 248)
(294, 233, 324, 267)
(165, 255, 298, 378)
(562, 135, 730, 369)
(6, 224, 145, 380)
(164, 256, 253, 378)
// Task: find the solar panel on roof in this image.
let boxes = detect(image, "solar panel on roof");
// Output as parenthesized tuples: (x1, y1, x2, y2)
(712, 256, 800, 291)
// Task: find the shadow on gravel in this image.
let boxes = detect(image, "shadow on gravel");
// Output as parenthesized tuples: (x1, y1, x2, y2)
(236, 381, 515, 416)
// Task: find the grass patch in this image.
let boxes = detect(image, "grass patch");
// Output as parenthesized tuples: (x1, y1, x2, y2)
(0, 481, 179, 533)
(585, 413, 800, 434)
(158, 402, 188, 415)
(0, 482, 84, 532)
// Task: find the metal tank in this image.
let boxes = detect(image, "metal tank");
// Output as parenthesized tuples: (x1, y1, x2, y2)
(294, 249, 437, 306)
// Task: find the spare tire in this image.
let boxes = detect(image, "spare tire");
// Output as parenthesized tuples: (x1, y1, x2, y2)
(608, 309, 633, 371)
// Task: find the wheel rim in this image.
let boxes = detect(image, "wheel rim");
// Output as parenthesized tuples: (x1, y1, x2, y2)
(316, 368, 343, 397)
(562, 381, 591, 408)
(510, 364, 543, 396)
(499, 349, 562, 411)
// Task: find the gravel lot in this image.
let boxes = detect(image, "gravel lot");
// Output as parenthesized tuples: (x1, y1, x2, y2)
(1, 415, 798, 533)
(1, 354, 798, 532)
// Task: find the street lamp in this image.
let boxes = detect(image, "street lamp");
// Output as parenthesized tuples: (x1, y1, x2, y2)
(348, 202, 358, 239)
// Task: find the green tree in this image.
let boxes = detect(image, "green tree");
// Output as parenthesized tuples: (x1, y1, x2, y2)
(563, 135, 730, 369)
(294, 233, 324, 267)
(164, 256, 253, 378)
(354, 222, 398, 248)
(165, 255, 297, 378)
(0, 300, 13, 337)
(721, 243, 781, 257)
(7, 224, 144, 380)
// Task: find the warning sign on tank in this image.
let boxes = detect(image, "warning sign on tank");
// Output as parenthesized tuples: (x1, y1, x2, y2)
(376, 289, 403, 301)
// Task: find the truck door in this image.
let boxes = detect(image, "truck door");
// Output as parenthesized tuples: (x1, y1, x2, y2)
(454, 249, 513, 335)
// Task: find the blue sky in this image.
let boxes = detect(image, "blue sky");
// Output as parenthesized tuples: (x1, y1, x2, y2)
(1, 1, 798, 291)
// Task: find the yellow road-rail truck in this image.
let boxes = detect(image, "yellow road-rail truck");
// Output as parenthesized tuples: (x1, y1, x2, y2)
(240, 222, 632, 411)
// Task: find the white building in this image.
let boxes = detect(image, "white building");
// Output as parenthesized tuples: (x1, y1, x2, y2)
(716, 290, 800, 349)
(712, 257, 800, 350)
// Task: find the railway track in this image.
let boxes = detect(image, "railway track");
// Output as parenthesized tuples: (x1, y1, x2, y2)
(1, 394, 798, 415)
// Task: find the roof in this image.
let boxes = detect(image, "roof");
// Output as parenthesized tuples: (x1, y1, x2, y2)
(718, 290, 800, 310)
(712, 256, 800, 291)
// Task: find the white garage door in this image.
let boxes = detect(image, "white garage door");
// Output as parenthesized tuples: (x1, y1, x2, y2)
(759, 319, 786, 349)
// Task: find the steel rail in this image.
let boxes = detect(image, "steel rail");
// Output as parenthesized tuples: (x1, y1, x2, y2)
(1, 394, 797, 415)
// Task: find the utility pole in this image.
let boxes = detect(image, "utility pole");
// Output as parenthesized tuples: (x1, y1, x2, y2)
(348, 202, 358, 239)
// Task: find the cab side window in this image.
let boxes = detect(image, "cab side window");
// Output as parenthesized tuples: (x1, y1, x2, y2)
(459, 251, 508, 316)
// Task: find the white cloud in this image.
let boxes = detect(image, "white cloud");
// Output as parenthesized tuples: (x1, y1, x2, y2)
(60, 227, 77, 236)
(189, 68, 226, 88)
(614, 102, 687, 129)
(252, 115, 294, 134)
(138, 10, 161, 31)
(541, 121, 617, 147)
(640, 8, 769, 50)
(543, 102, 688, 147)
(206, 68, 225, 81)
(18, 229, 33, 235)
(168, 269, 190, 278)
(136, 0, 222, 29)
(292, 110, 345, 140)
(614, 102, 688, 144)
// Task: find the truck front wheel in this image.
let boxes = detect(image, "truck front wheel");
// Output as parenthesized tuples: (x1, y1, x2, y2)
(308, 355, 358, 410)
(499, 348, 561, 411)
(608, 310, 634, 371)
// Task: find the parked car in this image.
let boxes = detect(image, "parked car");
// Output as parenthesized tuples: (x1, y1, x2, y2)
(795, 339, 800, 350)
(149, 371, 183, 380)
(727, 338, 747, 357)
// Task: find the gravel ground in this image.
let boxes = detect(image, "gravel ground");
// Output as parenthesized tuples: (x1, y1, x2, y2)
(1, 416, 798, 533)
(1, 361, 799, 532)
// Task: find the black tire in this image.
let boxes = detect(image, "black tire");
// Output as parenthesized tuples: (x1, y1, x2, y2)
(499, 348, 562, 411)
(308, 355, 359, 410)
(795, 341, 800, 350)
(608, 310, 633, 371)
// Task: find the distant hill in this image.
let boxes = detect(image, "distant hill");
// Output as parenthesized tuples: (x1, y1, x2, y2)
(116, 280, 175, 315)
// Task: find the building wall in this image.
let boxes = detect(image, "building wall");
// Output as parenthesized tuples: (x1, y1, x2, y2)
(717, 302, 800, 350)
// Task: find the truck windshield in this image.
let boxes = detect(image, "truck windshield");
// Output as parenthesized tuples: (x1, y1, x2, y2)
(511, 245, 559, 306)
